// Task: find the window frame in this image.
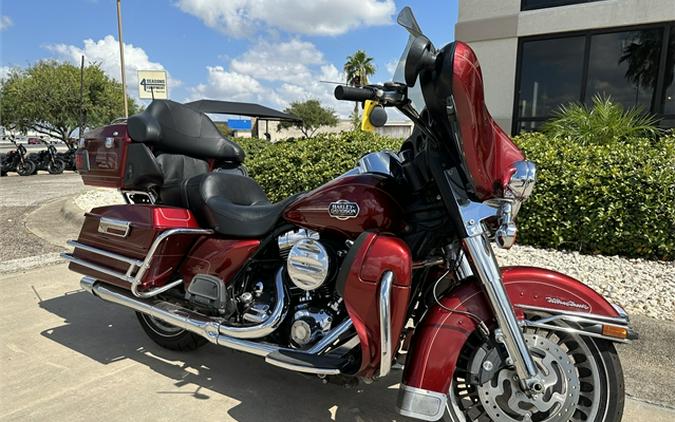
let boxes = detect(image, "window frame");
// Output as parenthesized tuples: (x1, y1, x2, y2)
(521, 0, 607, 12)
(512, 21, 675, 135)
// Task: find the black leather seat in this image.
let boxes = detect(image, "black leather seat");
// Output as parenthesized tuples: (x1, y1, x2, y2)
(181, 172, 297, 238)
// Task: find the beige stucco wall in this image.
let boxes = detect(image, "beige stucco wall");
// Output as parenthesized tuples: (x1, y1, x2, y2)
(456, 0, 675, 133)
(254, 120, 413, 141)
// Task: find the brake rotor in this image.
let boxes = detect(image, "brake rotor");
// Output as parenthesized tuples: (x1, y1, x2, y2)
(475, 332, 580, 422)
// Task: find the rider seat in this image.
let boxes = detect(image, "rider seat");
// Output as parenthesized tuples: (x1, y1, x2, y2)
(181, 172, 298, 238)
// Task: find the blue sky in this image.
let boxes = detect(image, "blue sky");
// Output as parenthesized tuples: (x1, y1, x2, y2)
(1, 1, 457, 116)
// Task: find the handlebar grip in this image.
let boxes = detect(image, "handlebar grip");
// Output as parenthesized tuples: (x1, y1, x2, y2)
(334, 85, 378, 102)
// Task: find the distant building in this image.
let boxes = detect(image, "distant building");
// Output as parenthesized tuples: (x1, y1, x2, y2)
(456, 0, 675, 134)
(254, 120, 413, 141)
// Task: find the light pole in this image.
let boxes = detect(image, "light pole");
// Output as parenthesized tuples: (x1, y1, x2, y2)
(116, 0, 128, 118)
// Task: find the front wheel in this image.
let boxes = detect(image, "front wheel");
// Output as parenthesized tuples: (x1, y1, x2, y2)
(445, 326, 624, 422)
(135, 312, 208, 352)
(17, 160, 36, 176)
(47, 158, 65, 174)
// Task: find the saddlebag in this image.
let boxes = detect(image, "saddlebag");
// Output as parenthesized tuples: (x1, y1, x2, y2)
(66, 204, 206, 291)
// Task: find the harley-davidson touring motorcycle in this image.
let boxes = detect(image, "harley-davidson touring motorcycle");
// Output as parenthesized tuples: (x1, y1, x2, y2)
(63, 7, 636, 421)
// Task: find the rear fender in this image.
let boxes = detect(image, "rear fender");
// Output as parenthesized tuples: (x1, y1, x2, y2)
(338, 232, 412, 378)
(398, 266, 633, 421)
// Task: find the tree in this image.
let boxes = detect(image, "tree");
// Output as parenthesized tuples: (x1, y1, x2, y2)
(0, 60, 138, 141)
(344, 50, 376, 128)
(277, 100, 338, 138)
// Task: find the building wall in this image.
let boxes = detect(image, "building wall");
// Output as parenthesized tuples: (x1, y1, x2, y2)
(456, 0, 675, 132)
(254, 120, 413, 141)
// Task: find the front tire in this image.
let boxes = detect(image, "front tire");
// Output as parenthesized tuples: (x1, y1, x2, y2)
(135, 312, 208, 352)
(445, 327, 624, 422)
(47, 159, 66, 174)
(17, 160, 36, 176)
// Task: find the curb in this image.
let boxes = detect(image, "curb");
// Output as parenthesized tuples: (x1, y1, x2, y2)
(59, 195, 85, 226)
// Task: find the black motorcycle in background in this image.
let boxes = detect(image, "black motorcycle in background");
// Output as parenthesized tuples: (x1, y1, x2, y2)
(57, 139, 77, 171)
(27, 139, 66, 174)
(1, 138, 37, 176)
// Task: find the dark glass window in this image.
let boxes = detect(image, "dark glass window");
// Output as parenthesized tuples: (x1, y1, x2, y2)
(663, 26, 675, 115)
(513, 22, 675, 134)
(517, 36, 585, 119)
(521, 0, 605, 11)
(586, 29, 663, 110)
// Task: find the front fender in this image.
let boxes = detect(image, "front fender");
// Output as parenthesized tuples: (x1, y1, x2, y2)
(401, 266, 627, 406)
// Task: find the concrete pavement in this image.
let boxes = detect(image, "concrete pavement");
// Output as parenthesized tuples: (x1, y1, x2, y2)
(1, 263, 674, 421)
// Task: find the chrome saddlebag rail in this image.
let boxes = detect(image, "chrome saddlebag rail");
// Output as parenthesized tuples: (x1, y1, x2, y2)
(61, 228, 213, 298)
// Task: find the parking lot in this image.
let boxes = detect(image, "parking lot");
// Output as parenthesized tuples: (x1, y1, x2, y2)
(1, 173, 674, 421)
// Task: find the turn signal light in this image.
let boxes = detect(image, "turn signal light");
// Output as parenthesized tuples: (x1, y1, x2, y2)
(602, 324, 628, 339)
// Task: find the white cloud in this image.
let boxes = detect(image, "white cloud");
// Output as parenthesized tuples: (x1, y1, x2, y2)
(0, 16, 12, 31)
(47, 35, 180, 98)
(176, 0, 395, 37)
(385, 58, 399, 77)
(187, 39, 354, 117)
(230, 38, 324, 82)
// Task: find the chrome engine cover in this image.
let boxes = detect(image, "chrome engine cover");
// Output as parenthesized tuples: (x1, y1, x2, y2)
(286, 238, 330, 291)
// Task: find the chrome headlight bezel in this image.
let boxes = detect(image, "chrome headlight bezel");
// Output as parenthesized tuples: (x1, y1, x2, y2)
(505, 160, 537, 202)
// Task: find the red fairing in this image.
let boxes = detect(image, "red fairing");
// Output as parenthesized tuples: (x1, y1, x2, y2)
(452, 41, 525, 200)
(342, 233, 412, 378)
(402, 266, 621, 393)
(180, 238, 260, 287)
(283, 174, 406, 239)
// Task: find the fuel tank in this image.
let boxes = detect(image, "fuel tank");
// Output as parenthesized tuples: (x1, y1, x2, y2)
(283, 174, 406, 238)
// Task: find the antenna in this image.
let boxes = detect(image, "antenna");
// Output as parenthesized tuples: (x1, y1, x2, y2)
(319, 80, 345, 85)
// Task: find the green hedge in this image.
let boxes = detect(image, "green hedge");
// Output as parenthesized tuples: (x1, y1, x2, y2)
(234, 131, 674, 260)
(236, 131, 401, 202)
(514, 132, 675, 260)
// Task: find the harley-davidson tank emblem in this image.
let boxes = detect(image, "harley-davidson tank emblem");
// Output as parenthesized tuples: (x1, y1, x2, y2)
(328, 200, 360, 220)
(545, 296, 590, 311)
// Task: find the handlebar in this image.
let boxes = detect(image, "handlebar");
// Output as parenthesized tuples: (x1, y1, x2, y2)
(334, 85, 378, 102)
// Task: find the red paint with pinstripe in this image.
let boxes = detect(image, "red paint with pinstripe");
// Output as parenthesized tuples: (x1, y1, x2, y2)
(402, 266, 621, 393)
(341, 232, 413, 378)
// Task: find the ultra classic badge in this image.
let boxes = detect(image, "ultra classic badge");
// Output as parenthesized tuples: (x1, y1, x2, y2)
(328, 200, 360, 220)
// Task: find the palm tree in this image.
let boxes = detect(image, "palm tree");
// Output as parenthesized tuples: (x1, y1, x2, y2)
(344, 50, 376, 127)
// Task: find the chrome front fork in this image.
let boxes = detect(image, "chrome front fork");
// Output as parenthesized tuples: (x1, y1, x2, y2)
(462, 233, 543, 392)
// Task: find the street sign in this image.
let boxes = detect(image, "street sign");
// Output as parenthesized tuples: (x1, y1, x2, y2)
(137, 70, 168, 100)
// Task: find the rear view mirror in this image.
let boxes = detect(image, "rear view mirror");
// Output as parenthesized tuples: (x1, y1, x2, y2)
(361, 100, 388, 132)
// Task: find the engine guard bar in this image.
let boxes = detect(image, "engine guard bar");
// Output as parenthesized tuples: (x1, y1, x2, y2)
(61, 227, 213, 299)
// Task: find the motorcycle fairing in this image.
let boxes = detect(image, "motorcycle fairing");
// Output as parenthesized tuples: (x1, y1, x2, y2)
(450, 41, 525, 200)
(401, 266, 624, 394)
(338, 232, 412, 377)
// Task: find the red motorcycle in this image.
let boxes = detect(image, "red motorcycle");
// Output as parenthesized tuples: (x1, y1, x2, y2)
(63, 8, 636, 421)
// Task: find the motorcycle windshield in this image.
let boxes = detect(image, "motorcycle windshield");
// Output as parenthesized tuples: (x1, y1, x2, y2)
(392, 22, 425, 112)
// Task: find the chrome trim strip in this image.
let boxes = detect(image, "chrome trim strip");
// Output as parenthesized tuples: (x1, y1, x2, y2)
(66, 240, 143, 267)
(98, 217, 131, 238)
(522, 320, 632, 344)
(378, 271, 394, 378)
(264, 356, 342, 375)
(396, 384, 448, 421)
(515, 304, 630, 325)
(62, 253, 135, 283)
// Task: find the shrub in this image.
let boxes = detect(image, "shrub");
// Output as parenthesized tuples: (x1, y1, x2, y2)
(542, 96, 660, 146)
(236, 131, 402, 202)
(515, 132, 675, 260)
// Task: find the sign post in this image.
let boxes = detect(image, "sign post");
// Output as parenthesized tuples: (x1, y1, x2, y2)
(137, 70, 168, 100)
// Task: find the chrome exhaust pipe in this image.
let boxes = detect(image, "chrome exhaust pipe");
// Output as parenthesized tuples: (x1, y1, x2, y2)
(79, 272, 288, 357)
